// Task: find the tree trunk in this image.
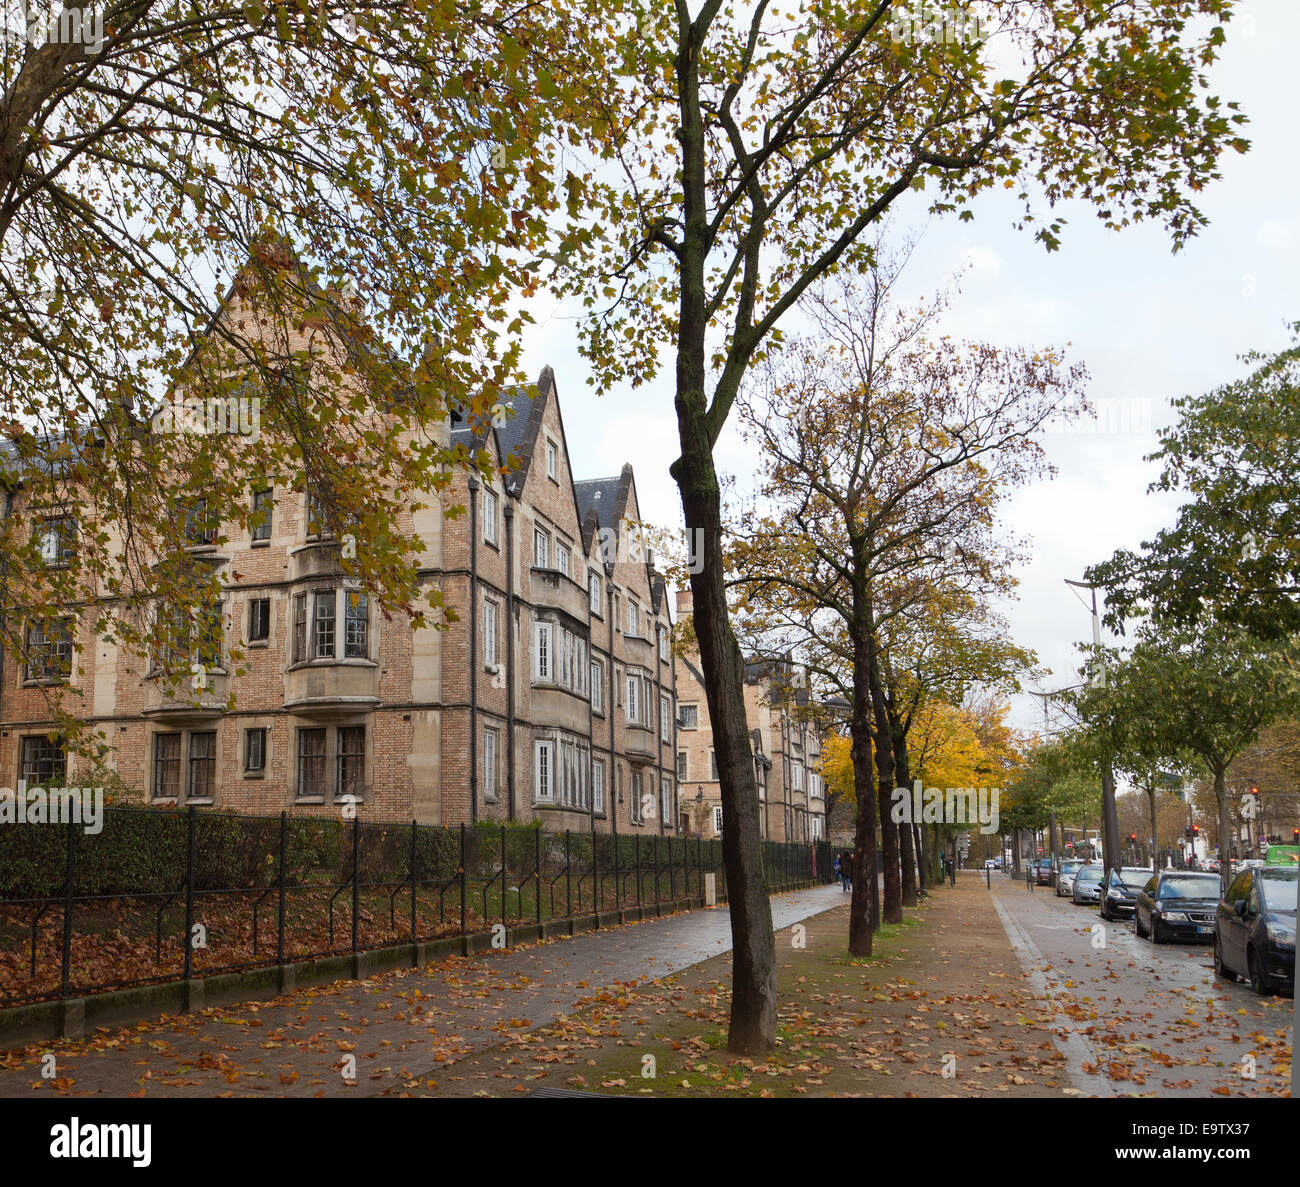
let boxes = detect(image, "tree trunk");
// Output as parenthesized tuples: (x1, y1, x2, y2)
(1101, 764, 1122, 877)
(666, 12, 777, 1054)
(1214, 762, 1232, 898)
(847, 674, 878, 955)
(1147, 784, 1159, 873)
(892, 726, 918, 906)
(673, 437, 776, 1054)
(915, 821, 929, 894)
(864, 629, 902, 924)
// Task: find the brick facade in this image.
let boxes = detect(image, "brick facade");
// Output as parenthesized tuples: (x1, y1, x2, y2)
(673, 590, 826, 842)
(0, 364, 679, 835)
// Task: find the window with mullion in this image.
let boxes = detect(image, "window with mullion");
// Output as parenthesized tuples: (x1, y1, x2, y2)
(344, 591, 368, 658)
(152, 733, 181, 799)
(251, 487, 273, 542)
(292, 593, 307, 663)
(249, 597, 271, 642)
(297, 728, 327, 798)
(24, 618, 74, 681)
(336, 726, 365, 800)
(21, 735, 66, 788)
(187, 731, 217, 800)
(312, 590, 336, 659)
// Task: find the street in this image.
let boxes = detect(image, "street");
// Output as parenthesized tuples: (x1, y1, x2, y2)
(990, 872, 1292, 1096)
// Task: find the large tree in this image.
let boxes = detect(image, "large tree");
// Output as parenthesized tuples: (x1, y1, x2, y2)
(555, 0, 1246, 1052)
(1087, 327, 1300, 639)
(1, 0, 569, 739)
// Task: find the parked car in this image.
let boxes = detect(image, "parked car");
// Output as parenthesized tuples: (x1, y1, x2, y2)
(1133, 871, 1221, 943)
(1099, 867, 1153, 920)
(985, 858, 998, 869)
(1072, 863, 1105, 905)
(1056, 860, 1086, 898)
(1214, 866, 1297, 995)
(1033, 858, 1055, 886)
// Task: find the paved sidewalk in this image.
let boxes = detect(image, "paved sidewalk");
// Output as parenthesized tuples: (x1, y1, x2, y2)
(0, 884, 844, 1097)
(421, 872, 1074, 1097)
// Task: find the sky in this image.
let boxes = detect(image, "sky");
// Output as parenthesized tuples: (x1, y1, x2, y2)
(512, 0, 1299, 741)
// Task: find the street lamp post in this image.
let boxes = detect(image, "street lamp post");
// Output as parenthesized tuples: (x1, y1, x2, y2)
(1065, 578, 1122, 878)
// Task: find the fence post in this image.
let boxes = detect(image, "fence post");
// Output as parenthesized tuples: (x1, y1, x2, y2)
(535, 827, 541, 925)
(614, 829, 620, 912)
(668, 836, 675, 902)
(565, 829, 572, 919)
(653, 836, 660, 909)
(500, 825, 507, 927)
(410, 819, 418, 946)
(634, 834, 640, 909)
(183, 805, 196, 983)
(277, 811, 286, 970)
(60, 817, 76, 999)
(459, 824, 467, 937)
(697, 836, 702, 902)
(351, 817, 360, 954)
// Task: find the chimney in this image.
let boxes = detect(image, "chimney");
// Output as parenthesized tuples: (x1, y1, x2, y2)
(675, 588, 693, 618)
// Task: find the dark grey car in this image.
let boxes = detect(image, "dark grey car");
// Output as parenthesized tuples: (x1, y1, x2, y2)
(1099, 867, 1152, 920)
(1214, 866, 1296, 995)
(1133, 871, 1220, 943)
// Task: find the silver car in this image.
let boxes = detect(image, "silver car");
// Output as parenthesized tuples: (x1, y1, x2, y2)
(1056, 860, 1087, 898)
(1072, 863, 1105, 905)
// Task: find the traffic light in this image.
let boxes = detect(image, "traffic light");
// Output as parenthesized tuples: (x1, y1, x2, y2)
(1293, 828, 1298, 843)
(1184, 826, 1192, 839)
(1129, 833, 1137, 842)
(1192, 824, 1200, 836)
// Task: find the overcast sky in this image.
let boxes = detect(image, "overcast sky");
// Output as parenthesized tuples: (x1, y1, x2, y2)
(514, 0, 1298, 740)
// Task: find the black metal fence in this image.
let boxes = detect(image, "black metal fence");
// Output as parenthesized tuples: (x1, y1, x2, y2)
(0, 806, 833, 1008)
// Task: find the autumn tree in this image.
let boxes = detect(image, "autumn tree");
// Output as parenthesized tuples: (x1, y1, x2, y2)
(1, 0, 570, 744)
(553, 0, 1246, 1051)
(729, 264, 1077, 953)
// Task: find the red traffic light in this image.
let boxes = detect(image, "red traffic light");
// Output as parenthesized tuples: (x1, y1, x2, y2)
(1293, 828, 1299, 842)
(1192, 825, 1200, 835)
(1129, 833, 1137, 842)
(1251, 785, 1260, 796)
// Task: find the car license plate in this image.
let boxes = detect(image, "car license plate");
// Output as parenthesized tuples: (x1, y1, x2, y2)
(1196, 926, 1212, 935)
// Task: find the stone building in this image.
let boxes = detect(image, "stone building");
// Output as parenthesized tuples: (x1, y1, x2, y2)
(672, 591, 826, 842)
(0, 364, 680, 834)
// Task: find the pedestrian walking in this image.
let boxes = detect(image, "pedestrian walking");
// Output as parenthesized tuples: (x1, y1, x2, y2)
(839, 851, 852, 893)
